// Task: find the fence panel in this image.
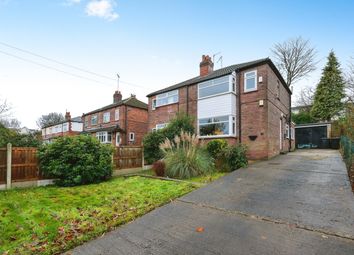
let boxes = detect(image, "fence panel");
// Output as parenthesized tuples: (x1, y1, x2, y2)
(11, 147, 39, 182)
(0, 148, 6, 184)
(113, 146, 143, 170)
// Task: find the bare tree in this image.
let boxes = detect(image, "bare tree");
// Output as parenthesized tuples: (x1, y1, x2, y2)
(271, 36, 317, 87)
(0, 98, 11, 119)
(295, 86, 315, 108)
(346, 57, 354, 102)
(0, 118, 21, 129)
(37, 112, 65, 128)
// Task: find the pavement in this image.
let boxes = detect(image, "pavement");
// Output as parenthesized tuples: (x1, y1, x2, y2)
(67, 149, 354, 255)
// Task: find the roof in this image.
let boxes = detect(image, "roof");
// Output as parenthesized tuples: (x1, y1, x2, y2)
(295, 122, 332, 128)
(83, 96, 148, 116)
(42, 116, 82, 128)
(147, 58, 291, 97)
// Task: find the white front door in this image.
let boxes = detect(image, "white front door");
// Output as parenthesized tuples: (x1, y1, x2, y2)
(116, 132, 121, 146)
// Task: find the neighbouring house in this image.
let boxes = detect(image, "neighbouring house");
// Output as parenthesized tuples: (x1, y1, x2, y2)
(41, 112, 83, 142)
(82, 91, 148, 146)
(147, 55, 295, 159)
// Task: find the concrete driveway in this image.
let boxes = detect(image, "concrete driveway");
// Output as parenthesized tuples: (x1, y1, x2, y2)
(68, 150, 354, 255)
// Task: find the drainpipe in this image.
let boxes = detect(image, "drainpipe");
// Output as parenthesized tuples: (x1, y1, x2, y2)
(237, 69, 242, 143)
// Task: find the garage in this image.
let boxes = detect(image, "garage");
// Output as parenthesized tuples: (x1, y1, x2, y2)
(295, 122, 336, 149)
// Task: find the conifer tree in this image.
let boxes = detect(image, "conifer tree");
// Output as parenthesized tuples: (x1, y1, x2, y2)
(311, 51, 345, 121)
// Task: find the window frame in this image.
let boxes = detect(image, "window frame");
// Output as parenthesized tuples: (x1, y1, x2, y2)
(129, 132, 135, 142)
(115, 109, 120, 121)
(152, 99, 157, 110)
(198, 75, 235, 99)
(198, 115, 236, 138)
(155, 90, 179, 107)
(103, 112, 110, 123)
(96, 131, 112, 144)
(91, 115, 98, 126)
(244, 70, 257, 93)
(285, 124, 290, 139)
(156, 123, 168, 130)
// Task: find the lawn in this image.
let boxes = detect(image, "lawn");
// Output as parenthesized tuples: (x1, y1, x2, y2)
(0, 172, 226, 255)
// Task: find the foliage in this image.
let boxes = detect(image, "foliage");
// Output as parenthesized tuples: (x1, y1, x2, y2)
(143, 131, 165, 164)
(38, 135, 113, 186)
(292, 111, 316, 124)
(152, 160, 165, 177)
(0, 176, 194, 255)
(0, 123, 41, 147)
(143, 113, 195, 164)
(160, 131, 214, 179)
(271, 36, 317, 87)
(37, 112, 65, 128)
(206, 139, 228, 159)
(295, 85, 315, 108)
(222, 144, 248, 171)
(311, 51, 346, 121)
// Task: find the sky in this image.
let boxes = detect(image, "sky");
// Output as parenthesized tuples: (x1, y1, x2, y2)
(0, 0, 353, 129)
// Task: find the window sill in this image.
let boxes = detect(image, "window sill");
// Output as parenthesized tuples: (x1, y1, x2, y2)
(243, 88, 258, 94)
(198, 135, 237, 139)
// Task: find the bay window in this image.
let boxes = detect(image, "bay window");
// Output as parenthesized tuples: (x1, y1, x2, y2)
(199, 115, 236, 137)
(198, 75, 235, 99)
(156, 90, 178, 107)
(96, 131, 112, 143)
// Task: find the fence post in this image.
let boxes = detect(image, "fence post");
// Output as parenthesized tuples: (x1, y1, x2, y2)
(141, 145, 144, 169)
(6, 143, 12, 189)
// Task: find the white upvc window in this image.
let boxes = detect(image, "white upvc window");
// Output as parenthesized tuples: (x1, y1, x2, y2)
(198, 75, 235, 99)
(129, 132, 135, 142)
(62, 123, 68, 132)
(96, 131, 112, 143)
(244, 70, 257, 92)
(285, 124, 290, 139)
(198, 115, 236, 137)
(152, 99, 157, 110)
(156, 90, 178, 107)
(115, 109, 120, 121)
(91, 115, 98, 125)
(156, 123, 168, 130)
(103, 112, 110, 123)
(291, 127, 295, 140)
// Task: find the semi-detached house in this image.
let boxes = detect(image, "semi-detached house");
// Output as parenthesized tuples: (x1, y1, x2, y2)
(82, 91, 148, 146)
(147, 55, 295, 159)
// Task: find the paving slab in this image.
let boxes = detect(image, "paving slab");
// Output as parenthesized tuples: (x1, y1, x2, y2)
(67, 150, 354, 254)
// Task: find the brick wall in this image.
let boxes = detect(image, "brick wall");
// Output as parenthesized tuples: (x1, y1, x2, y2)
(126, 106, 148, 145)
(147, 62, 292, 160)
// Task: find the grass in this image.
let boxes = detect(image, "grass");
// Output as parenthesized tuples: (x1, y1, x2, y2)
(139, 169, 227, 183)
(0, 176, 196, 255)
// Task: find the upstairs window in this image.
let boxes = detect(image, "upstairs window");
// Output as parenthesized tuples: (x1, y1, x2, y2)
(152, 99, 157, 110)
(156, 90, 178, 107)
(91, 115, 97, 125)
(103, 112, 110, 123)
(84, 117, 88, 128)
(244, 70, 257, 92)
(198, 75, 230, 99)
(115, 109, 120, 121)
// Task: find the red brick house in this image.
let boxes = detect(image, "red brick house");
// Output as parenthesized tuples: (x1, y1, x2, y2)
(147, 55, 295, 159)
(41, 112, 83, 142)
(82, 91, 148, 146)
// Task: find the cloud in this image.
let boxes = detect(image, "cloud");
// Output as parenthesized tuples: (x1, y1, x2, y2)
(85, 0, 118, 21)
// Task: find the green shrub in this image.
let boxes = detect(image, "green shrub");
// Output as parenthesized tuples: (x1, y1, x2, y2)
(206, 139, 228, 159)
(222, 144, 248, 171)
(160, 131, 214, 179)
(38, 135, 113, 186)
(143, 113, 195, 164)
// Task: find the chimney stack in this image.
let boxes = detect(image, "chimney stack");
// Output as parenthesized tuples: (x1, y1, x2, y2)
(65, 111, 71, 121)
(113, 91, 122, 103)
(199, 55, 214, 76)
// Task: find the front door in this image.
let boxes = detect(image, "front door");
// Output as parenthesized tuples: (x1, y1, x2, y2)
(116, 132, 121, 146)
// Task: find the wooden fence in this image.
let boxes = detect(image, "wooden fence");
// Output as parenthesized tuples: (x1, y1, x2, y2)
(113, 146, 143, 170)
(0, 144, 144, 187)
